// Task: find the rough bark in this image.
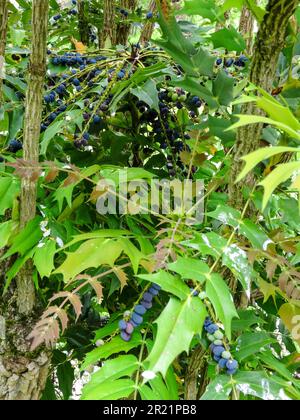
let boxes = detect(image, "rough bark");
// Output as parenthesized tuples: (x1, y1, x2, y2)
(100, 0, 117, 48)
(140, 0, 156, 45)
(78, 0, 89, 46)
(16, 0, 49, 316)
(0, 294, 50, 400)
(229, 0, 299, 211)
(0, 0, 8, 104)
(239, 5, 255, 54)
(116, 0, 137, 45)
(184, 345, 206, 400)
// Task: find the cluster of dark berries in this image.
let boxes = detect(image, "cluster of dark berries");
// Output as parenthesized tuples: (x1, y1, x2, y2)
(7, 139, 23, 153)
(204, 317, 238, 375)
(119, 283, 161, 342)
(216, 55, 248, 69)
(52, 0, 77, 23)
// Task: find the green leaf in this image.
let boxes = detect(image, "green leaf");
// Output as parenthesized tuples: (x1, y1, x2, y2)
(232, 309, 264, 332)
(0, 177, 20, 216)
(2, 216, 43, 258)
(233, 371, 291, 400)
(192, 47, 216, 77)
(0, 220, 15, 249)
(229, 115, 300, 141)
(81, 332, 142, 370)
(81, 355, 139, 400)
(81, 379, 135, 400)
(259, 161, 300, 210)
(236, 332, 277, 361)
(222, 244, 253, 295)
(207, 204, 241, 228)
(180, 0, 221, 21)
(118, 238, 145, 275)
(41, 119, 66, 155)
(57, 361, 74, 401)
(33, 239, 56, 278)
(201, 371, 291, 400)
(146, 297, 207, 377)
(168, 257, 210, 284)
(138, 271, 190, 300)
(211, 26, 246, 52)
(131, 79, 159, 111)
(212, 70, 236, 106)
(239, 219, 270, 250)
(54, 238, 124, 282)
(206, 273, 238, 340)
(236, 146, 299, 183)
(184, 232, 227, 258)
(200, 375, 232, 400)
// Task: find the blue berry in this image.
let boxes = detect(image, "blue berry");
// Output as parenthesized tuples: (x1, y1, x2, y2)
(146, 11, 153, 19)
(53, 14, 62, 21)
(216, 58, 223, 65)
(225, 58, 234, 67)
(149, 287, 159, 296)
(120, 331, 131, 342)
(118, 320, 127, 330)
(117, 71, 125, 79)
(8, 139, 23, 153)
(83, 132, 90, 140)
(205, 324, 219, 334)
(131, 312, 143, 326)
(140, 300, 152, 310)
(212, 346, 225, 357)
(214, 355, 221, 362)
(143, 292, 153, 303)
(72, 78, 80, 86)
(226, 360, 238, 371)
(218, 358, 228, 369)
(227, 368, 237, 375)
(134, 305, 147, 316)
(93, 115, 102, 124)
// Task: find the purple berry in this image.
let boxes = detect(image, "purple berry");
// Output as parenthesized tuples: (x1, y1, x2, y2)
(125, 322, 134, 335)
(141, 300, 152, 310)
(120, 331, 131, 342)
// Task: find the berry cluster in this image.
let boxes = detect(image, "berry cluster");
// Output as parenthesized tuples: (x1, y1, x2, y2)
(119, 283, 161, 342)
(216, 55, 248, 69)
(204, 317, 239, 375)
(52, 0, 78, 23)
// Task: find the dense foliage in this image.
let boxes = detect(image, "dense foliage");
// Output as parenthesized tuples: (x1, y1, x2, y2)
(0, 0, 300, 401)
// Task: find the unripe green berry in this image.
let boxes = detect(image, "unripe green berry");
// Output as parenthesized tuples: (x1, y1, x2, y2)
(179, 95, 187, 102)
(222, 351, 231, 360)
(214, 340, 223, 346)
(207, 334, 215, 342)
(214, 330, 224, 340)
(172, 93, 179, 101)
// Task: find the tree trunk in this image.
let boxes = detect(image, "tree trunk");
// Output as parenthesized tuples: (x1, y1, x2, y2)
(78, 0, 89, 46)
(100, 0, 117, 48)
(140, 0, 156, 45)
(0, 0, 8, 104)
(0, 0, 50, 401)
(116, 0, 137, 45)
(239, 5, 255, 54)
(0, 295, 50, 400)
(184, 345, 206, 400)
(229, 0, 299, 211)
(17, 0, 49, 315)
